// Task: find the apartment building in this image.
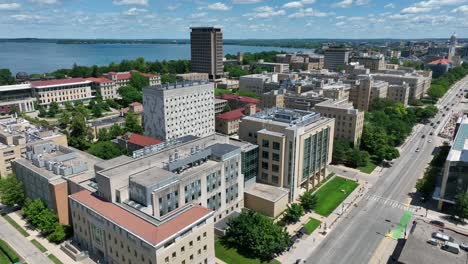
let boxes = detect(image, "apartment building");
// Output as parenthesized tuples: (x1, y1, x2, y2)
(284, 94, 328, 111)
(275, 53, 323, 71)
(239, 108, 335, 201)
(94, 134, 244, 223)
(371, 71, 432, 100)
(176, 73, 210, 82)
(314, 99, 364, 146)
(190, 27, 223, 80)
(324, 48, 350, 71)
(143, 81, 215, 141)
(239, 73, 279, 96)
(322, 84, 350, 100)
(0, 117, 67, 178)
(349, 78, 388, 111)
(355, 54, 386, 71)
(32, 78, 94, 108)
(215, 105, 257, 135)
(261, 90, 285, 109)
(435, 116, 468, 210)
(388, 83, 411, 106)
(70, 190, 214, 264)
(13, 141, 100, 224)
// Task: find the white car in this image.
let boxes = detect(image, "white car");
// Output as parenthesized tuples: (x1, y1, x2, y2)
(415, 148, 420, 152)
(428, 139, 432, 143)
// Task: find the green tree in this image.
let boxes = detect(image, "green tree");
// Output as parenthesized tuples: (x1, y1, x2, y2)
(130, 72, 149, 91)
(125, 111, 143, 134)
(47, 102, 59, 117)
(161, 73, 177, 84)
(118, 86, 142, 106)
(224, 210, 290, 260)
(109, 123, 124, 138)
(0, 175, 25, 206)
(97, 128, 111, 141)
(88, 141, 124, 160)
(23, 199, 48, 227)
(92, 103, 103, 118)
(389, 57, 400, 64)
(58, 111, 71, 128)
(0, 69, 15, 85)
(299, 191, 317, 212)
(47, 224, 66, 243)
(332, 139, 352, 165)
(283, 203, 304, 224)
(222, 104, 231, 113)
(453, 193, 468, 223)
(37, 209, 58, 235)
(345, 149, 370, 168)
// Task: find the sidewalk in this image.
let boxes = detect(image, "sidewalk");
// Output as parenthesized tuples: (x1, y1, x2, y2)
(277, 177, 370, 263)
(7, 211, 90, 264)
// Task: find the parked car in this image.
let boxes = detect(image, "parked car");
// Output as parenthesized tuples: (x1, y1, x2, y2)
(430, 220, 445, 228)
(442, 241, 460, 254)
(422, 135, 426, 139)
(416, 148, 420, 152)
(432, 232, 454, 242)
(427, 238, 438, 246)
(430, 132, 434, 136)
(460, 243, 468, 251)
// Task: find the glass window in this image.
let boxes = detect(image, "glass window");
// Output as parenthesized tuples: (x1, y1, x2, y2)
(262, 139, 269, 148)
(273, 142, 280, 150)
(272, 153, 280, 161)
(262, 151, 269, 159)
(262, 162, 268, 169)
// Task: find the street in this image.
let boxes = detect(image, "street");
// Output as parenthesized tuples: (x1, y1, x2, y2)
(305, 76, 468, 264)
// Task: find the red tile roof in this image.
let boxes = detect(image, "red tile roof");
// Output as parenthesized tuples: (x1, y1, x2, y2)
(70, 190, 212, 246)
(141, 73, 159, 78)
(428, 58, 452, 65)
(127, 133, 161, 147)
(115, 73, 132, 80)
(221, 94, 259, 104)
(216, 106, 260, 121)
(31, 78, 90, 87)
(130, 102, 142, 107)
(86, 77, 113, 83)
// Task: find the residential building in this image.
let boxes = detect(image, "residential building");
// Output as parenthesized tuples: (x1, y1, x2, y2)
(176, 73, 210, 81)
(324, 48, 350, 71)
(239, 108, 335, 201)
(215, 105, 258, 135)
(0, 117, 67, 178)
(355, 54, 386, 71)
(32, 78, 94, 108)
(13, 141, 101, 224)
(275, 53, 324, 70)
(261, 90, 285, 109)
(314, 99, 364, 145)
(256, 61, 290, 73)
(435, 116, 468, 210)
(387, 83, 411, 106)
(220, 94, 259, 109)
(349, 78, 388, 111)
(239, 73, 279, 96)
(425, 58, 453, 78)
(190, 27, 223, 79)
(371, 71, 432, 100)
(143, 81, 215, 141)
(94, 134, 244, 222)
(214, 99, 228, 114)
(322, 83, 350, 100)
(70, 190, 214, 264)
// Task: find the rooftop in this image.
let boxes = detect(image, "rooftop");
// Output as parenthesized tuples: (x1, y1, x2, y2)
(428, 58, 452, 65)
(245, 183, 289, 203)
(0, 83, 32, 93)
(125, 133, 162, 147)
(31, 78, 91, 88)
(86, 77, 112, 83)
(220, 94, 259, 104)
(70, 190, 212, 247)
(143, 81, 211, 91)
(216, 106, 260, 121)
(247, 108, 322, 127)
(447, 117, 468, 162)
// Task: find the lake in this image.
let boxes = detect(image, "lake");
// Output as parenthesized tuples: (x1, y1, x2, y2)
(0, 42, 307, 74)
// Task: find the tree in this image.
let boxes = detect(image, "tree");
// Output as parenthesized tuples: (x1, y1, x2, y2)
(109, 123, 124, 138)
(130, 72, 149, 91)
(70, 112, 88, 138)
(0, 69, 15, 85)
(389, 57, 400, 64)
(0, 175, 25, 206)
(224, 210, 290, 260)
(47, 224, 66, 243)
(97, 128, 111, 141)
(283, 203, 304, 224)
(92, 103, 103, 118)
(47, 102, 59, 117)
(58, 111, 71, 128)
(37, 209, 58, 235)
(222, 104, 231, 113)
(299, 191, 317, 212)
(37, 105, 47, 118)
(88, 141, 124, 160)
(125, 111, 143, 134)
(332, 139, 352, 165)
(453, 193, 468, 223)
(345, 149, 369, 168)
(118, 86, 142, 106)
(23, 199, 48, 227)
(161, 73, 177, 84)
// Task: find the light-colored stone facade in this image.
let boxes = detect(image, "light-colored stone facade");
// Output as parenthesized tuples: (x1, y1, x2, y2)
(349, 78, 388, 112)
(176, 73, 210, 82)
(371, 72, 431, 101)
(239, 73, 279, 96)
(261, 90, 285, 109)
(143, 82, 215, 141)
(388, 83, 410, 106)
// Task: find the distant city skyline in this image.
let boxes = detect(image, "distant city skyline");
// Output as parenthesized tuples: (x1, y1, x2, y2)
(0, 0, 467, 39)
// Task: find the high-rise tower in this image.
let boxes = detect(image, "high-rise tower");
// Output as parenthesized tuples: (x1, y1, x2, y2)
(190, 27, 223, 80)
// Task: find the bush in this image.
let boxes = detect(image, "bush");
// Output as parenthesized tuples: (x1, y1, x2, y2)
(0, 239, 19, 263)
(47, 224, 66, 244)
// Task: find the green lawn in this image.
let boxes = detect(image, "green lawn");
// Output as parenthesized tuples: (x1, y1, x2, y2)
(2, 215, 29, 237)
(357, 160, 378, 174)
(0, 251, 12, 264)
(48, 254, 63, 264)
(30, 240, 47, 253)
(215, 240, 280, 264)
(314, 177, 359, 216)
(303, 218, 321, 235)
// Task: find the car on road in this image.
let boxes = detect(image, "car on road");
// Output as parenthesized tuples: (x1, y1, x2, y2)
(428, 139, 432, 143)
(415, 148, 420, 152)
(422, 135, 426, 139)
(430, 123, 434, 126)
(430, 220, 445, 228)
(437, 121, 441, 124)
(430, 132, 434, 136)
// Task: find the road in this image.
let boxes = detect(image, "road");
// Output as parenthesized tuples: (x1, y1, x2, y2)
(0, 216, 51, 264)
(305, 76, 468, 264)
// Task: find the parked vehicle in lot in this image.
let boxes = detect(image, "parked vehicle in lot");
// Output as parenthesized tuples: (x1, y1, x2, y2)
(415, 148, 420, 152)
(460, 243, 468, 251)
(442, 241, 460, 254)
(429, 220, 445, 228)
(432, 232, 454, 242)
(422, 135, 426, 139)
(427, 238, 438, 246)
(429, 132, 433, 136)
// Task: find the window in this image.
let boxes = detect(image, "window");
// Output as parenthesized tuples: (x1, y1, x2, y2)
(189, 241, 193, 247)
(262, 162, 268, 169)
(262, 139, 269, 148)
(203, 232, 206, 237)
(181, 246, 185, 253)
(190, 255, 193, 260)
(272, 153, 280, 161)
(273, 142, 280, 150)
(262, 151, 269, 159)
(172, 252, 176, 258)
(272, 164, 279, 173)
(261, 172, 268, 180)
(165, 257, 169, 263)
(197, 236, 201, 241)
(272, 175, 279, 184)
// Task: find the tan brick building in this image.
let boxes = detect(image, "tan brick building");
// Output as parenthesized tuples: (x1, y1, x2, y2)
(261, 90, 285, 109)
(349, 78, 388, 112)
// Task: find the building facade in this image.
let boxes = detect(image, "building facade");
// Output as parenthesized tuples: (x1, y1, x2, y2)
(349, 78, 388, 112)
(32, 78, 94, 108)
(371, 72, 432, 101)
(190, 27, 223, 80)
(388, 83, 411, 106)
(143, 81, 215, 141)
(356, 55, 386, 71)
(261, 90, 285, 109)
(324, 48, 350, 71)
(239, 73, 279, 96)
(239, 109, 335, 201)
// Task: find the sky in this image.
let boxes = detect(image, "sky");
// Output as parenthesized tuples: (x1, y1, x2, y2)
(0, 0, 467, 39)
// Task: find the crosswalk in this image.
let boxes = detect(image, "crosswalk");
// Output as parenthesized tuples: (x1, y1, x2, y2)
(363, 193, 420, 213)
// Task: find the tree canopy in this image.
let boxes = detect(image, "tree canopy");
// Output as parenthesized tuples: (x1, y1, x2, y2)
(0, 175, 25, 206)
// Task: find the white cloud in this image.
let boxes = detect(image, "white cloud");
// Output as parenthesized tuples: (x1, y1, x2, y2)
(232, 0, 262, 3)
(202, 2, 231, 11)
(167, 4, 180, 11)
(123, 7, 147, 15)
(452, 5, 468, 13)
(112, 0, 149, 6)
(288, 8, 332, 18)
(282, 0, 316, 8)
(356, 0, 370, 5)
(245, 6, 285, 18)
(0, 3, 21, 10)
(332, 0, 353, 8)
(30, 0, 59, 4)
(11, 14, 47, 21)
(190, 12, 207, 19)
(384, 3, 395, 9)
(401, 0, 468, 14)
(335, 21, 346, 26)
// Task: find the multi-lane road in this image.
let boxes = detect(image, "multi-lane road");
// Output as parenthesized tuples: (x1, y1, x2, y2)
(305, 76, 468, 264)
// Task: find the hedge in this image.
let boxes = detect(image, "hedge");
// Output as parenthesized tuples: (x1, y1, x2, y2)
(0, 239, 19, 263)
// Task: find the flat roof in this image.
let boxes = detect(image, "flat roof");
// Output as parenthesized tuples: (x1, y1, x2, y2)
(447, 119, 468, 162)
(245, 183, 289, 203)
(70, 190, 212, 247)
(31, 78, 91, 88)
(0, 84, 32, 93)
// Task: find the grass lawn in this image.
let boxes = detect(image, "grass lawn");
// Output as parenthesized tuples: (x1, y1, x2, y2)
(0, 251, 12, 264)
(314, 177, 359, 217)
(303, 218, 321, 235)
(48, 254, 63, 264)
(357, 160, 378, 174)
(30, 239, 47, 253)
(215, 240, 280, 264)
(2, 215, 29, 237)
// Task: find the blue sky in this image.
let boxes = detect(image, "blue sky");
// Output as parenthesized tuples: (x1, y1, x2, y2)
(0, 0, 467, 39)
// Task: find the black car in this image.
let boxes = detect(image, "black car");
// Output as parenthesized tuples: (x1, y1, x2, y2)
(430, 220, 445, 228)
(430, 132, 433, 136)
